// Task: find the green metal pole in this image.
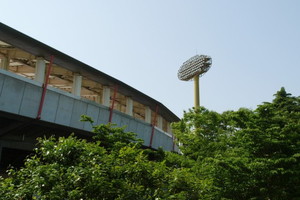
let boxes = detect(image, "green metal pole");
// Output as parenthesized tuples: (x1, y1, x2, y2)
(194, 75, 200, 108)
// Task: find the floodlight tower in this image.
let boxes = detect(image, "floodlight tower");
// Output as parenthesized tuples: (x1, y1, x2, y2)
(177, 55, 212, 108)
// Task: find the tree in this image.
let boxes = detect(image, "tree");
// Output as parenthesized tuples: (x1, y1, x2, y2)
(172, 87, 300, 199)
(1, 88, 298, 199)
(0, 120, 211, 199)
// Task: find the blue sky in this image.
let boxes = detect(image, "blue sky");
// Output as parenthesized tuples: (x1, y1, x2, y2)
(1, 0, 299, 117)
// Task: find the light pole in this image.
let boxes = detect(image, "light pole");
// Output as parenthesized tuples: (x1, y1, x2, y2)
(178, 55, 212, 108)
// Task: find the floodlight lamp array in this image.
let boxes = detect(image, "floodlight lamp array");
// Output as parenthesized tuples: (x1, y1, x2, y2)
(177, 55, 212, 81)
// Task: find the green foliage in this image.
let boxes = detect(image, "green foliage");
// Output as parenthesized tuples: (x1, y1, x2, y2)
(1, 88, 299, 199)
(80, 115, 143, 151)
(172, 87, 300, 199)
(0, 122, 210, 199)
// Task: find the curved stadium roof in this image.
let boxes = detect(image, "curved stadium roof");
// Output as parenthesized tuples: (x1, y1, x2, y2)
(0, 22, 179, 123)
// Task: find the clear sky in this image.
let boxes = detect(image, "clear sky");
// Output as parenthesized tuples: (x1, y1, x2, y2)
(1, 0, 299, 117)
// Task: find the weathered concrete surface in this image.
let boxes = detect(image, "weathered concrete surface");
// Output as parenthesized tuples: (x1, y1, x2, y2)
(0, 69, 178, 155)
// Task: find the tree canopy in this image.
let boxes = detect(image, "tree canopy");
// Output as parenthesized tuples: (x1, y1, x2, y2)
(0, 120, 211, 199)
(0, 88, 299, 199)
(172, 87, 300, 199)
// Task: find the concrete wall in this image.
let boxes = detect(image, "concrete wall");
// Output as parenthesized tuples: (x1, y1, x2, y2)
(0, 69, 178, 152)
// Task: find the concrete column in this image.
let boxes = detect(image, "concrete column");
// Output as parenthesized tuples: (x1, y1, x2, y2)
(95, 95, 101, 104)
(102, 86, 110, 107)
(145, 106, 151, 124)
(72, 74, 82, 96)
(157, 115, 163, 129)
(34, 57, 46, 83)
(0, 56, 9, 70)
(126, 97, 133, 116)
(167, 122, 172, 133)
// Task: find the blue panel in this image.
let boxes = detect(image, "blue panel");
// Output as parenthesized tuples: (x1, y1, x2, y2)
(120, 116, 130, 131)
(152, 129, 163, 149)
(0, 71, 177, 152)
(70, 100, 88, 129)
(136, 123, 151, 146)
(128, 119, 138, 133)
(41, 90, 60, 122)
(19, 84, 42, 118)
(0, 73, 4, 95)
(111, 113, 121, 126)
(163, 135, 173, 151)
(0, 76, 25, 114)
(97, 107, 109, 125)
(152, 129, 173, 151)
(83, 104, 100, 131)
(55, 95, 74, 126)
